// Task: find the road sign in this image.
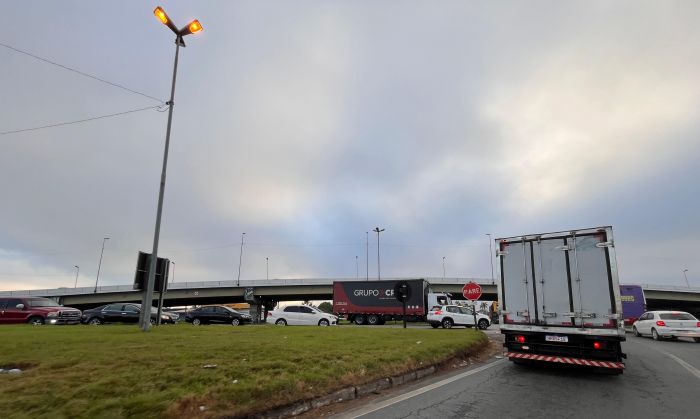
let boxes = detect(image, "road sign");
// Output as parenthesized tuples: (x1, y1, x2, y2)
(462, 282, 482, 301)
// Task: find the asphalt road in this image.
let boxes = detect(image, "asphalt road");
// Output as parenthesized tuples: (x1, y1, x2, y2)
(332, 333, 699, 419)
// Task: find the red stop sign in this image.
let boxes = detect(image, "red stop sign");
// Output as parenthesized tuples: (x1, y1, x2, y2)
(462, 282, 482, 301)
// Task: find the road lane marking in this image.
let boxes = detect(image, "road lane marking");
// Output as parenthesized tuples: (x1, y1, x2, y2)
(343, 358, 506, 418)
(662, 351, 700, 380)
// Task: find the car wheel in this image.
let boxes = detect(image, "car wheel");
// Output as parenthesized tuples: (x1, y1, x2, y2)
(354, 314, 365, 325)
(88, 317, 102, 326)
(275, 319, 287, 326)
(694, 338, 700, 343)
(367, 314, 380, 325)
(633, 326, 641, 337)
(149, 318, 156, 326)
(652, 328, 662, 341)
(231, 318, 241, 326)
(442, 318, 454, 329)
(28, 316, 45, 325)
(430, 323, 439, 329)
(478, 319, 489, 330)
(192, 318, 201, 326)
(318, 319, 329, 326)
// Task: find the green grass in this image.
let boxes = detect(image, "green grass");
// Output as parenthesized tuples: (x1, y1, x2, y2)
(0, 324, 487, 418)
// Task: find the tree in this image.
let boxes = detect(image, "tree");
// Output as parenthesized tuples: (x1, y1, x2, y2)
(317, 302, 333, 313)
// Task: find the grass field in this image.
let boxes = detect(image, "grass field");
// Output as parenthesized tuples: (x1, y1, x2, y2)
(0, 324, 487, 418)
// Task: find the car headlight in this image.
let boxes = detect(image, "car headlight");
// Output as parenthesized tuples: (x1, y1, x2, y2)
(47, 312, 59, 318)
(161, 315, 170, 320)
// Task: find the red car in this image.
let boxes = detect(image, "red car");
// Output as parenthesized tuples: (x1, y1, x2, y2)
(0, 296, 81, 325)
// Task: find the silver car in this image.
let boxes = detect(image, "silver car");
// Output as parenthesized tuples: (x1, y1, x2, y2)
(633, 311, 700, 342)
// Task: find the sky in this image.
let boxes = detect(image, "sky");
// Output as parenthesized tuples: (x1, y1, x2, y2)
(1, 1, 699, 291)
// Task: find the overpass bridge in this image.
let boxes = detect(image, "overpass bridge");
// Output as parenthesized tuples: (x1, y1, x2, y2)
(1, 279, 699, 316)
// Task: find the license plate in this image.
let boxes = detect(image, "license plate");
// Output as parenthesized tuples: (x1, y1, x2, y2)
(545, 335, 568, 343)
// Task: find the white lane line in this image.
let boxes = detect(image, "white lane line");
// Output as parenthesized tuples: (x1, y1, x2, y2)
(343, 359, 506, 419)
(663, 351, 700, 380)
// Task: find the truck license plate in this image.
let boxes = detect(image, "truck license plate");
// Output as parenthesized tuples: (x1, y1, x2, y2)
(545, 335, 568, 343)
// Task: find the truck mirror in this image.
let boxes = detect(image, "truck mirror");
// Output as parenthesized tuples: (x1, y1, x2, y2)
(16, 303, 25, 310)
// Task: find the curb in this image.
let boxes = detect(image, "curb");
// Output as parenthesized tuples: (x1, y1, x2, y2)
(256, 339, 489, 419)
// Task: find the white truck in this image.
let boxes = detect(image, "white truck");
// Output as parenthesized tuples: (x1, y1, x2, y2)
(497, 227, 626, 373)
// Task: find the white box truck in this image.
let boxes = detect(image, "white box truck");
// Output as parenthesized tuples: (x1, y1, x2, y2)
(497, 226, 626, 373)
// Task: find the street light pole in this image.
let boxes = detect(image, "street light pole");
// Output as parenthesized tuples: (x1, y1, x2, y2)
(355, 255, 359, 280)
(73, 265, 80, 288)
(142, 7, 203, 332)
(373, 227, 385, 280)
(442, 256, 446, 280)
(171, 261, 175, 283)
(266, 257, 269, 281)
(365, 231, 369, 281)
(487, 233, 495, 285)
(237, 233, 246, 286)
(683, 269, 690, 287)
(94, 237, 109, 293)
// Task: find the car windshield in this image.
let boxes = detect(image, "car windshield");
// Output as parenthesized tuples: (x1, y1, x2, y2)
(26, 298, 61, 307)
(659, 313, 696, 320)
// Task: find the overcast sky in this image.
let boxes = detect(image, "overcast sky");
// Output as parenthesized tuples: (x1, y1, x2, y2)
(1, 1, 699, 291)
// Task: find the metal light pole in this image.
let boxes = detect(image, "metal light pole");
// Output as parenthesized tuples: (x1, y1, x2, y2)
(94, 237, 109, 293)
(266, 257, 269, 281)
(355, 255, 359, 280)
(237, 232, 246, 286)
(142, 7, 203, 332)
(171, 261, 175, 283)
(487, 233, 495, 285)
(373, 227, 385, 280)
(73, 265, 80, 288)
(442, 256, 446, 280)
(683, 269, 690, 287)
(365, 231, 369, 281)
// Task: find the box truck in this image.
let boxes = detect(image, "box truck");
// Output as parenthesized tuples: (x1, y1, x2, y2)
(497, 227, 626, 373)
(333, 279, 451, 325)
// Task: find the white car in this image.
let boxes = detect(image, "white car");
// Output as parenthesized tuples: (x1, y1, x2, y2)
(266, 305, 338, 326)
(632, 311, 700, 342)
(427, 305, 491, 330)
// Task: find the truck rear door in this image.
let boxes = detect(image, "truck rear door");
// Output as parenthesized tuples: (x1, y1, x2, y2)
(532, 236, 574, 327)
(500, 239, 536, 325)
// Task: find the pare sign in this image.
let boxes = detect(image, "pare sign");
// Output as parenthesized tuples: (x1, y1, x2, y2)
(462, 282, 482, 301)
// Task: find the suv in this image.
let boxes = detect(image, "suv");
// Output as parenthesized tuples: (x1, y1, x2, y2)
(427, 305, 491, 330)
(0, 297, 81, 325)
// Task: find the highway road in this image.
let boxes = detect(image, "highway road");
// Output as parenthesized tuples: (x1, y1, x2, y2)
(330, 333, 699, 419)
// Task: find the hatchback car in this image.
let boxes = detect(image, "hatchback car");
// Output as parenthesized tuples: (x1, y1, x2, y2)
(185, 305, 252, 326)
(81, 303, 177, 325)
(266, 305, 337, 326)
(633, 311, 700, 342)
(427, 305, 491, 329)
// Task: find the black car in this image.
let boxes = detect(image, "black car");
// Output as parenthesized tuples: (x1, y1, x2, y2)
(81, 303, 177, 325)
(185, 305, 252, 326)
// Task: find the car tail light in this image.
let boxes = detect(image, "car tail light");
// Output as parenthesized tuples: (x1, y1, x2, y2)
(593, 341, 601, 350)
(515, 335, 526, 344)
(434, 310, 442, 315)
(697, 322, 700, 328)
(656, 320, 666, 327)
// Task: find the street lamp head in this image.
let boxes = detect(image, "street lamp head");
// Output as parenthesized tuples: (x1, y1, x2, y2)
(74, 265, 79, 268)
(154, 7, 179, 34)
(181, 19, 203, 36)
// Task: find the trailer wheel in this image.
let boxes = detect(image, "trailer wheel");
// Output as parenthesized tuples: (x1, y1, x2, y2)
(367, 314, 380, 325)
(442, 318, 453, 329)
(354, 314, 365, 325)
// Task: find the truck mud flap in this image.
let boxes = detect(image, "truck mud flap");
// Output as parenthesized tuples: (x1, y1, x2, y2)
(505, 352, 625, 369)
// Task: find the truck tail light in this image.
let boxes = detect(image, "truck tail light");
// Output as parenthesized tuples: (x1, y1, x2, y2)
(656, 320, 666, 327)
(515, 335, 526, 343)
(593, 341, 601, 350)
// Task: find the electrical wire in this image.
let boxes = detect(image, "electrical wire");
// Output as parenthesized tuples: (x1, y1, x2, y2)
(0, 105, 162, 136)
(0, 41, 164, 104)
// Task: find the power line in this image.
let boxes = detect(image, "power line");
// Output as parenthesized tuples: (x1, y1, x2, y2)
(0, 41, 164, 104)
(0, 105, 164, 136)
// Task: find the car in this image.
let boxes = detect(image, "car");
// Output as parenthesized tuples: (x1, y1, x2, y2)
(0, 296, 81, 325)
(81, 303, 177, 325)
(427, 305, 491, 330)
(185, 305, 252, 326)
(632, 310, 700, 342)
(266, 305, 338, 326)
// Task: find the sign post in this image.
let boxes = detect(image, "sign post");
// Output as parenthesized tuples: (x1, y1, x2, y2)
(462, 282, 482, 328)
